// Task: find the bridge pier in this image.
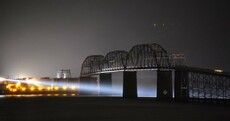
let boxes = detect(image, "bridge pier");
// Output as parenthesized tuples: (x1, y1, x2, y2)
(123, 71, 137, 98)
(79, 76, 98, 95)
(157, 69, 173, 100)
(174, 69, 189, 102)
(99, 73, 112, 96)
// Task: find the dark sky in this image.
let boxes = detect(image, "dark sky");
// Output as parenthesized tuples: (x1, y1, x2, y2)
(0, 0, 229, 78)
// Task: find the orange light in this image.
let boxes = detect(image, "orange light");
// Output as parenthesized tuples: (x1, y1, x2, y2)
(47, 87, 51, 91)
(12, 89, 17, 92)
(62, 86, 67, 90)
(71, 94, 76, 96)
(54, 86, 59, 91)
(21, 87, 26, 91)
(38, 87, 42, 91)
(16, 82, 21, 87)
(30, 87, 35, 91)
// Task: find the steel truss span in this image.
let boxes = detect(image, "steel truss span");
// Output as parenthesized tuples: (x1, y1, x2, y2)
(189, 72, 230, 100)
(101, 50, 128, 71)
(126, 44, 168, 69)
(80, 55, 104, 75)
(80, 43, 186, 75)
(80, 43, 230, 102)
(175, 67, 230, 102)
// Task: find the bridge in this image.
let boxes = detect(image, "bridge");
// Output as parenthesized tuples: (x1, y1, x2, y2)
(80, 43, 230, 102)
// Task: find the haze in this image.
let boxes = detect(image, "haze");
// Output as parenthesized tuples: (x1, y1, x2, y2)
(0, 0, 229, 78)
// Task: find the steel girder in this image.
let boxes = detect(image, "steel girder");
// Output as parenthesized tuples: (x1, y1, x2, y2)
(101, 51, 128, 71)
(80, 43, 187, 76)
(81, 55, 104, 75)
(126, 43, 169, 69)
(188, 72, 230, 100)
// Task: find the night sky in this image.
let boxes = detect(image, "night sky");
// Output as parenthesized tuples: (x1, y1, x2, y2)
(0, 0, 229, 78)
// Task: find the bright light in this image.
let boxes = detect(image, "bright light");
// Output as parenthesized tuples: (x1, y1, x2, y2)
(62, 86, 67, 90)
(70, 86, 76, 90)
(71, 94, 76, 96)
(47, 87, 51, 91)
(38, 87, 42, 91)
(62, 94, 67, 96)
(16, 82, 21, 87)
(6, 84, 12, 89)
(79, 83, 122, 96)
(12, 89, 17, 92)
(54, 86, 59, 91)
(0, 77, 6, 82)
(30, 87, 35, 91)
(214, 69, 223, 73)
(21, 87, 26, 91)
(27, 78, 40, 86)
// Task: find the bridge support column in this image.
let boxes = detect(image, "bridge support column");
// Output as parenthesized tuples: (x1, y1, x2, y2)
(79, 76, 98, 96)
(174, 70, 189, 102)
(123, 71, 137, 98)
(157, 69, 173, 100)
(99, 73, 112, 96)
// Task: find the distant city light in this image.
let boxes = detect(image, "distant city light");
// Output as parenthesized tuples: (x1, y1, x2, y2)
(22, 87, 26, 91)
(0, 77, 5, 82)
(62, 86, 67, 90)
(214, 69, 223, 73)
(47, 87, 51, 91)
(71, 94, 76, 96)
(30, 87, 35, 91)
(54, 86, 59, 91)
(38, 87, 43, 91)
(12, 89, 17, 92)
(70, 86, 76, 90)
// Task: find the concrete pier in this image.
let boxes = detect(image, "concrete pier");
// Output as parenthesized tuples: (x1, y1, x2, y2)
(123, 71, 137, 98)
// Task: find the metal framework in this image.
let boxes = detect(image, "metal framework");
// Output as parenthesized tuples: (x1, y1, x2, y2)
(80, 43, 230, 102)
(81, 55, 104, 75)
(175, 67, 230, 101)
(126, 43, 169, 69)
(101, 51, 128, 71)
(81, 43, 187, 76)
(189, 72, 230, 100)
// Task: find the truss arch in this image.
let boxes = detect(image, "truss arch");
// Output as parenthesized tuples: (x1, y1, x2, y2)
(81, 55, 104, 75)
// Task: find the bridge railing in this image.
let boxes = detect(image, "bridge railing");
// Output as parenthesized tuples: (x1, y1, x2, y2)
(175, 67, 230, 102)
(188, 71, 230, 100)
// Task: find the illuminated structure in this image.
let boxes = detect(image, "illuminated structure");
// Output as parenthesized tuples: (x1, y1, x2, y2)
(0, 77, 79, 95)
(80, 43, 230, 103)
(57, 69, 71, 78)
(80, 43, 186, 98)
